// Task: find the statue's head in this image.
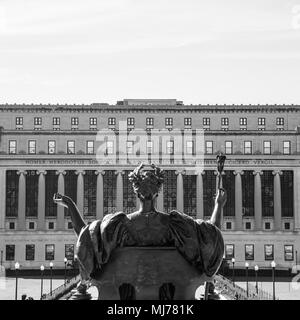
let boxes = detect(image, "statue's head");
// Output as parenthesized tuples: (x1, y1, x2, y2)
(128, 163, 164, 201)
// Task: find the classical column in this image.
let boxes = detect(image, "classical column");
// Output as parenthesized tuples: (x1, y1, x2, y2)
(233, 171, 244, 231)
(175, 170, 185, 212)
(17, 171, 27, 230)
(196, 171, 204, 219)
(157, 184, 164, 211)
(253, 171, 263, 231)
(0, 169, 6, 230)
(116, 170, 124, 212)
(273, 170, 283, 231)
(294, 168, 300, 231)
(56, 170, 66, 230)
(75, 171, 85, 215)
(37, 170, 47, 230)
(95, 170, 104, 220)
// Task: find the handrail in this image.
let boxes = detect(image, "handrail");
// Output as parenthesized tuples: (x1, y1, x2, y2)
(214, 274, 279, 300)
(41, 275, 81, 300)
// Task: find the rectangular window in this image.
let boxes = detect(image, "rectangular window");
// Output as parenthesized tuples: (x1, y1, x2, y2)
(71, 117, 79, 125)
(184, 118, 192, 126)
(264, 244, 274, 261)
(53, 117, 60, 125)
(48, 222, 54, 230)
(146, 140, 153, 154)
(276, 117, 284, 125)
(165, 118, 173, 126)
(166, 141, 174, 154)
(108, 117, 116, 126)
(265, 222, 271, 230)
(221, 118, 229, 126)
(65, 244, 74, 261)
(16, 117, 23, 125)
(245, 244, 254, 260)
(9, 140, 17, 154)
(28, 140, 36, 154)
(146, 118, 154, 126)
(45, 244, 55, 261)
(225, 244, 234, 260)
(225, 141, 232, 154)
(86, 141, 94, 154)
(9, 222, 15, 229)
(25, 244, 35, 261)
(205, 141, 213, 154)
(244, 141, 252, 154)
(89, 117, 97, 126)
(263, 141, 271, 155)
(127, 118, 135, 126)
(186, 141, 194, 155)
(5, 245, 15, 261)
(226, 222, 232, 230)
(203, 118, 210, 126)
(106, 141, 114, 154)
(34, 117, 42, 126)
(284, 245, 294, 261)
(240, 118, 247, 126)
(127, 141, 134, 154)
(283, 141, 291, 155)
(67, 141, 75, 154)
(48, 140, 56, 154)
(245, 221, 252, 230)
(258, 118, 265, 126)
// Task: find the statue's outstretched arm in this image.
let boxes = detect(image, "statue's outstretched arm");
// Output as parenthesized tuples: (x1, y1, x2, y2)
(209, 188, 227, 229)
(53, 193, 86, 236)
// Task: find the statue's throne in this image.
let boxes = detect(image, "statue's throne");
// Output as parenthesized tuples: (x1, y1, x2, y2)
(90, 247, 212, 300)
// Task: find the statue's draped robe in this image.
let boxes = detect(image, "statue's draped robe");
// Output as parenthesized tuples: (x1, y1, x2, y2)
(76, 210, 224, 280)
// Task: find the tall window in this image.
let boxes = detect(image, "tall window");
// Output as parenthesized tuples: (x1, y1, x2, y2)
(67, 141, 75, 154)
(83, 171, 97, 216)
(86, 141, 94, 154)
(28, 140, 36, 154)
(26, 244, 35, 261)
(203, 170, 216, 217)
(284, 245, 294, 261)
(123, 171, 137, 214)
(258, 118, 265, 126)
(146, 118, 154, 126)
(203, 118, 210, 126)
(34, 117, 42, 125)
(53, 117, 60, 125)
(165, 118, 173, 126)
(263, 141, 271, 155)
(281, 171, 293, 217)
(127, 141, 134, 154)
(16, 117, 23, 125)
(9, 140, 17, 154)
(240, 118, 247, 125)
(6, 171, 19, 217)
(244, 141, 252, 154)
(245, 244, 254, 260)
(225, 141, 232, 154)
(64, 171, 77, 216)
(276, 117, 284, 125)
(186, 141, 194, 155)
(183, 175, 196, 216)
(103, 170, 117, 215)
(48, 140, 56, 154)
(106, 141, 114, 154)
(261, 171, 274, 217)
(164, 171, 177, 213)
(222, 171, 235, 217)
(166, 141, 174, 154)
(108, 117, 116, 126)
(45, 244, 55, 260)
(45, 171, 58, 217)
(25, 170, 39, 217)
(6, 245, 15, 261)
(71, 117, 79, 125)
(184, 118, 192, 126)
(242, 171, 254, 216)
(89, 117, 97, 126)
(65, 244, 74, 260)
(264, 244, 274, 261)
(283, 141, 291, 154)
(146, 140, 153, 154)
(205, 141, 213, 154)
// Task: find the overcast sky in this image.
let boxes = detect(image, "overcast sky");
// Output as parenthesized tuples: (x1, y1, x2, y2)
(1, 0, 300, 105)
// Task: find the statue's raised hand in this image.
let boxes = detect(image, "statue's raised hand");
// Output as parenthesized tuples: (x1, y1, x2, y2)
(53, 193, 72, 208)
(215, 188, 227, 208)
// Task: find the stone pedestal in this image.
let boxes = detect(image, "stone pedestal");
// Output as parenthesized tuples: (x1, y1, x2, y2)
(91, 247, 211, 300)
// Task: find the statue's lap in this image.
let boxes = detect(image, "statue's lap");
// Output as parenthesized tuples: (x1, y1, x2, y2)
(91, 247, 211, 300)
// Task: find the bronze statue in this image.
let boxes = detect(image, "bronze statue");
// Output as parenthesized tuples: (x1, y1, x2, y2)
(54, 160, 227, 299)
